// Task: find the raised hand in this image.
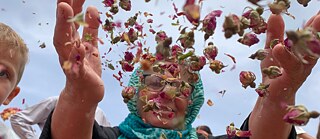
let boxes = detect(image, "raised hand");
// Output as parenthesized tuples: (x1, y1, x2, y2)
(249, 13, 320, 139)
(51, 0, 104, 139)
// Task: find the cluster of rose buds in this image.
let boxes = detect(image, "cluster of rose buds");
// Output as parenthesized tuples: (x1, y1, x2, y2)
(164, 63, 180, 77)
(283, 104, 320, 126)
(178, 29, 195, 49)
(119, 0, 131, 11)
(268, 0, 291, 15)
(121, 86, 136, 103)
(249, 49, 269, 60)
(262, 66, 282, 79)
(182, 0, 200, 26)
(203, 42, 218, 61)
(297, 0, 311, 7)
(239, 71, 256, 89)
(242, 7, 267, 34)
(255, 83, 270, 97)
(238, 32, 260, 47)
(201, 10, 222, 40)
(0, 107, 21, 121)
(226, 122, 252, 138)
(285, 28, 320, 63)
(209, 60, 226, 74)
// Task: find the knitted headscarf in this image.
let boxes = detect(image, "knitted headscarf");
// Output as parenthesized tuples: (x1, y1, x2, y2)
(118, 69, 204, 139)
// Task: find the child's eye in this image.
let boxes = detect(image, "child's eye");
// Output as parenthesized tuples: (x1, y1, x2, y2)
(0, 70, 9, 78)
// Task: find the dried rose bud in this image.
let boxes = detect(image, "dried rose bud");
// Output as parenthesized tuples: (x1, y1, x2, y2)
(255, 83, 270, 97)
(119, 0, 131, 11)
(128, 28, 138, 43)
(268, 0, 290, 15)
(262, 66, 282, 79)
(248, 0, 262, 5)
(226, 122, 252, 138)
(223, 14, 242, 38)
(239, 71, 256, 89)
(109, 4, 119, 14)
(156, 37, 172, 59)
(103, 19, 115, 32)
(209, 60, 226, 74)
(0, 107, 22, 121)
(125, 13, 138, 27)
(283, 105, 320, 126)
(120, 60, 134, 72)
(180, 81, 192, 97)
(171, 45, 183, 57)
(124, 51, 134, 63)
(183, 0, 200, 26)
(203, 42, 218, 61)
(188, 72, 199, 83)
(155, 31, 168, 43)
(249, 49, 269, 60)
(121, 86, 136, 103)
(165, 63, 180, 77)
(102, 0, 115, 7)
(201, 10, 222, 40)
(188, 56, 206, 71)
(178, 30, 195, 49)
(297, 0, 311, 7)
(238, 33, 259, 47)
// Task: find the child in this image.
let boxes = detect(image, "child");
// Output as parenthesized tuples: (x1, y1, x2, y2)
(0, 22, 29, 139)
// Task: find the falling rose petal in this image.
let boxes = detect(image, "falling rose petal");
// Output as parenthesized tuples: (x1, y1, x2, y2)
(224, 53, 236, 63)
(121, 86, 136, 103)
(62, 61, 72, 70)
(102, 0, 115, 7)
(107, 63, 115, 70)
(67, 13, 89, 27)
(39, 42, 46, 48)
(218, 90, 226, 97)
(22, 98, 25, 104)
(107, 47, 112, 54)
(207, 99, 214, 106)
(183, 0, 200, 26)
(124, 51, 134, 63)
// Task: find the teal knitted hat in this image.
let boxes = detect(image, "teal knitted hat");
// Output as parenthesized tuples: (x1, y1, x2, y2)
(126, 68, 204, 127)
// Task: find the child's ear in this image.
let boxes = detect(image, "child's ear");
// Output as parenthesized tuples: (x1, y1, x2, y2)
(2, 86, 20, 105)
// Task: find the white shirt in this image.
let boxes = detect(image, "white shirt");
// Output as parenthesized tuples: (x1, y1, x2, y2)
(10, 96, 111, 139)
(0, 121, 19, 139)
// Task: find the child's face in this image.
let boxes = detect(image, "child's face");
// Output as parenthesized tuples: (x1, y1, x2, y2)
(0, 46, 21, 105)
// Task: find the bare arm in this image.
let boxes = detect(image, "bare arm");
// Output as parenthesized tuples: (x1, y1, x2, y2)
(249, 13, 320, 139)
(51, 0, 104, 139)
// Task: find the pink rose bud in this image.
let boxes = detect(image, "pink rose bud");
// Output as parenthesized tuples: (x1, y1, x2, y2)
(249, 49, 269, 60)
(102, 0, 115, 7)
(121, 86, 136, 103)
(183, 0, 200, 26)
(119, 0, 131, 11)
(124, 51, 134, 63)
(255, 83, 270, 97)
(202, 10, 222, 40)
(262, 66, 282, 79)
(209, 60, 226, 74)
(120, 60, 134, 72)
(239, 71, 256, 89)
(238, 33, 259, 47)
(283, 105, 320, 126)
(203, 42, 218, 61)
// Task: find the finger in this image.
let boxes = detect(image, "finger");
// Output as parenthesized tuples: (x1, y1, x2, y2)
(265, 14, 285, 49)
(304, 15, 316, 28)
(311, 14, 320, 31)
(82, 6, 100, 47)
(57, 0, 73, 6)
(272, 44, 302, 75)
(72, 0, 85, 30)
(54, 2, 74, 59)
(65, 41, 86, 77)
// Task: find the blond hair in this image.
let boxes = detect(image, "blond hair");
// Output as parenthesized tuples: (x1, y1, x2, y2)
(0, 22, 29, 85)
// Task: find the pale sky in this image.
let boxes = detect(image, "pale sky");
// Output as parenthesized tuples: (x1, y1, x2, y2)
(0, 0, 320, 137)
